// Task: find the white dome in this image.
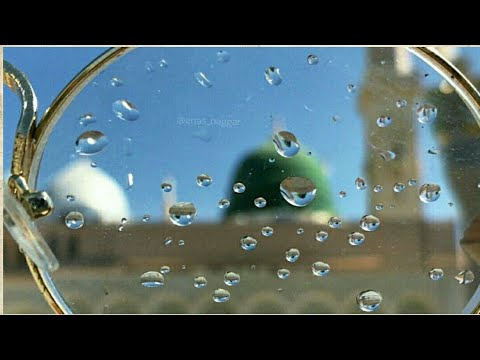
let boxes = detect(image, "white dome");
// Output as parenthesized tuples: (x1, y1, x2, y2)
(47, 160, 131, 224)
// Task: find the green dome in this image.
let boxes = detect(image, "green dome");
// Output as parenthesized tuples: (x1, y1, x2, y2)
(224, 141, 334, 221)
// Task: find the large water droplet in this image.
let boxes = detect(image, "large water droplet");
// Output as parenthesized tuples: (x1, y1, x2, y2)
(419, 183, 441, 203)
(312, 262, 330, 277)
(169, 202, 197, 226)
(262, 226, 274, 237)
(280, 177, 317, 207)
(307, 54, 319, 65)
(429, 268, 444, 281)
(416, 104, 438, 124)
(194, 276, 208, 288)
(240, 236, 257, 251)
(160, 266, 171, 274)
(194, 72, 213, 88)
(140, 271, 164, 288)
(79, 113, 96, 126)
(396, 99, 407, 108)
(393, 182, 405, 193)
(197, 174, 213, 187)
(218, 199, 230, 209)
(264, 66, 282, 85)
(376, 116, 393, 128)
(112, 99, 140, 121)
(216, 50, 231, 63)
(75, 131, 109, 155)
(224, 271, 240, 286)
(161, 183, 172, 193)
(277, 268, 290, 279)
(254, 197, 267, 208)
(328, 216, 342, 229)
(355, 177, 367, 190)
(273, 131, 300, 158)
(360, 215, 380, 232)
(213, 289, 230, 303)
(285, 248, 300, 263)
(315, 231, 329, 242)
(348, 232, 365, 246)
(379, 150, 396, 161)
(233, 182, 246, 194)
(455, 270, 475, 285)
(357, 290, 382, 312)
(65, 211, 85, 230)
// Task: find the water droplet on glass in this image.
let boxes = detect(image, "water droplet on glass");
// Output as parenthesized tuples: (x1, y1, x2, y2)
(448, 202, 454, 207)
(160, 266, 171, 274)
(408, 179, 417, 186)
(360, 215, 380, 232)
(233, 182, 246, 194)
(307, 54, 319, 65)
(328, 216, 342, 229)
(348, 232, 365, 246)
(393, 182, 405, 193)
(142, 214, 151, 222)
(66, 195, 75, 202)
(396, 99, 407, 108)
(161, 183, 172, 193)
(127, 173, 134, 190)
(159, 59, 168, 68)
(262, 226, 274, 237)
(375, 203, 384, 211)
(455, 270, 475, 285)
(315, 231, 328, 242)
(332, 115, 342, 123)
(374, 185, 383, 193)
(90, 161, 97, 168)
(194, 276, 207, 288)
(123, 137, 134, 157)
(339, 191, 347, 198)
(379, 150, 396, 161)
(357, 290, 382, 312)
(240, 236, 257, 251)
(194, 72, 213, 88)
(273, 131, 300, 158)
(277, 268, 290, 279)
(307, 151, 312, 156)
(75, 131, 108, 155)
(169, 202, 197, 226)
(355, 177, 367, 190)
(312, 262, 330, 277)
(416, 104, 438, 124)
(264, 66, 282, 86)
(216, 50, 231, 63)
(254, 197, 267, 208)
(250, 265, 256, 270)
(419, 183, 441, 203)
(79, 113, 96, 126)
(304, 105, 313, 112)
(295, 228, 304, 235)
(213, 289, 230, 303)
(429, 268, 444, 281)
(65, 211, 85, 230)
(196, 174, 213, 187)
(218, 199, 230, 209)
(140, 271, 164, 288)
(118, 225, 124, 232)
(120, 217, 127, 224)
(181, 265, 187, 270)
(280, 177, 317, 207)
(268, 157, 276, 163)
(112, 99, 140, 121)
(428, 147, 439, 155)
(178, 239, 185, 246)
(164, 236, 173, 246)
(347, 84, 356, 93)
(285, 248, 300, 263)
(145, 61, 155, 72)
(376, 116, 393, 128)
(224, 271, 240, 286)
(110, 77, 124, 87)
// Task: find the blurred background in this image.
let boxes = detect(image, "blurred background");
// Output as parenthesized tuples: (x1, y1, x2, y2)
(3, 46, 480, 313)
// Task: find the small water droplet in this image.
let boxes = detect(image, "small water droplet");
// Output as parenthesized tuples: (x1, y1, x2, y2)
(66, 195, 75, 202)
(268, 157, 276, 163)
(159, 59, 168, 68)
(194, 276, 208, 288)
(374, 185, 383, 193)
(347, 84, 356, 93)
(307, 54, 319, 65)
(273, 131, 300, 158)
(224, 271, 240, 286)
(277, 268, 290, 279)
(375, 203, 384, 211)
(419, 183, 441, 203)
(121, 217, 127, 224)
(416, 104, 438, 124)
(332, 115, 342, 123)
(194, 72, 213, 88)
(145, 61, 155, 72)
(393, 182, 405, 193)
(396, 99, 407, 108)
(357, 290, 382, 312)
(379, 150, 396, 161)
(312, 261, 330, 277)
(339, 191, 347, 198)
(65, 211, 85, 230)
(408, 179, 417, 186)
(376, 116, 393, 128)
(240, 236, 257, 251)
(142, 214, 151, 222)
(428, 147, 439, 155)
(254, 197, 267, 208)
(161, 183, 172, 193)
(110, 77, 124, 87)
(218, 199, 230, 209)
(112, 99, 140, 121)
(328, 216, 342, 229)
(216, 50, 231, 63)
(380, 60, 386, 65)
(285, 248, 300, 263)
(264, 66, 282, 86)
(196, 174, 213, 187)
(233, 182, 246, 194)
(304, 104, 313, 112)
(169, 202, 197, 226)
(79, 113, 96, 126)
(181, 265, 187, 270)
(429, 268, 444, 281)
(262, 226, 274, 237)
(75, 131, 108, 155)
(127, 173, 134, 190)
(164, 236, 173, 246)
(280, 177, 317, 207)
(118, 224, 124, 232)
(455, 270, 475, 284)
(175, 239, 184, 247)
(448, 202, 454, 207)
(123, 137, 134, 157)
(140, 271, 164, 288)
(296, 227, 304, 235)
(355, 177, 367, 190)
(90, 161, 97, 168)
(315, 231, 328, 242)
(160, 266, 171, 274)
(360, 215, 380, 232)
(213, 289, 230, 303)
(307, 151, 312, 156)
(348, 232, 365, 246)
